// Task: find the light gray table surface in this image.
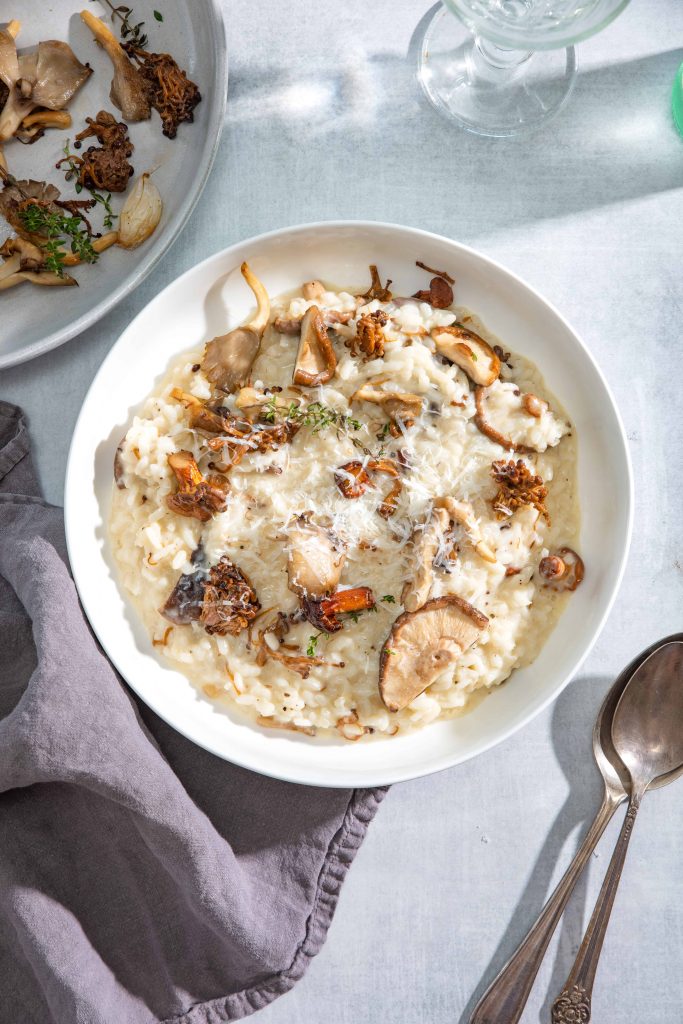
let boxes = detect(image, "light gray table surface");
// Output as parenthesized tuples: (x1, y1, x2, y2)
(2, 1, 682, 1021)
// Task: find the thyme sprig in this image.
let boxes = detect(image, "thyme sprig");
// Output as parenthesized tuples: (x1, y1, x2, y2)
(19, 202, 97, 277)
(59, 139, 118, 230)
(90, 0, 152, 48)
(263, 397, 362, 436)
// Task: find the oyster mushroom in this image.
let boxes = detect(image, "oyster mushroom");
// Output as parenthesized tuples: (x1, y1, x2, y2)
(434, 496, 496, 563)
(292, 305, 337, 386)
(539, 547, 584, 591)
(166, 450, 228, 521)
(379, 595, 489, 712)
(351, 383, 423, 425)
(79, 10, 151, 121)
(431, 325, 500, 387)
(0, 235, 45, 271)
(286, 513, 346, 599)
(401, 506, 450, 612)
(0, 31, 92, 142)
(203, 262, 270, 393)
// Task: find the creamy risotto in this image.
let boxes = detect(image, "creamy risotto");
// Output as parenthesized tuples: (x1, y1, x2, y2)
(109, 262, 582, 740)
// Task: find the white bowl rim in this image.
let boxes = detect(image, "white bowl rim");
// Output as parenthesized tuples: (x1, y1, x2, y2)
(65, 219, 633, 787)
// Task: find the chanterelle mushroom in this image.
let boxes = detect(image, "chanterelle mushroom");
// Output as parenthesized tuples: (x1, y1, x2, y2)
(166, 450, 228, 521)
(286, 513, 346, 598)
(401, 506, 450, 612)
(379, 595, 489, 712)
(79, 10, 151, 122)
(539, 547, 584, 591)
(203, 262, 270, 393)
(292, 305, 337, 386)
(431, 324, 500, 387)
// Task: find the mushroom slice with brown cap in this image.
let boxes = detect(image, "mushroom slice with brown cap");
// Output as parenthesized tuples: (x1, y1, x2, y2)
(292, 305, 337, 386)
(431, 324, 500, 387)
(351, 383, 423, 425)
(474, 386, 533, 453)
(401, 506, 450, 612)
(166, 450, 228, 522)
(286, 513, 346, 599)
(79, 10, 150, 121)
(379, 595, 489, 712)
(203, 262, 270, 394)
(434, 496, 496, 563)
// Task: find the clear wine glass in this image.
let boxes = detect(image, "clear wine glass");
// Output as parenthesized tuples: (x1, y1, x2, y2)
(418, 0, 631, 136)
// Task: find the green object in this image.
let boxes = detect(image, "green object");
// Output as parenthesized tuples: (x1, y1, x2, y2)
(673, 62, 683, 137)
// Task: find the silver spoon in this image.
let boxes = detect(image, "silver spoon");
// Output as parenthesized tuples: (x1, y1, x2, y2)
(470, 635, 683, 1024)
(550, 639, 683, 1023)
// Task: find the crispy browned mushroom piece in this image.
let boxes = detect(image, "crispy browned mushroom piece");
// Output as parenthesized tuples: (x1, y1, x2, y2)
(334, 458, 403, 518)
(57, 110, 134, 192)
(434, 496, 496, 563)
(292, 305, 337, 386)
(491, 459, 549, 525)
(79, 10, 151, 122)
(0, 31, 92, 142)
(346, 309, 388, 359)
(358, 264, 392, 302)
(286, 513, 346, 598)
(203, 262, 270, 394)
(207, 419, 299, 467)
(351, 383, 423, 427)
(251, 611, 343, 679)
(200, 556, 260, 635)
(431, 325, 501, 387)
(166, 450, 228, 521)
(522, 393, 549, 418)
(412, 276, 453, 309)
(379, 595, 489, 712)
(401, 506, 450, 612)
(302, 587, 375, 633)
(539, 547, 584, 591)
(123, 43, 201, 138)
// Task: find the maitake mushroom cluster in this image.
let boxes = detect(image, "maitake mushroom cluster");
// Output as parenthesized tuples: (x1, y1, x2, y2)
(124, 258, 581, 735)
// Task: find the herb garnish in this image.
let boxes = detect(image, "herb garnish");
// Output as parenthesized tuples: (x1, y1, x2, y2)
(306, 634, 321, 657)
(263, 397, 362, 436)
(18, 202, 97, 277)
(60, 139, 117, 229)
(381, 595, 396, 603)
(153, 9, 163, 21)
(91, 0, 151, 48)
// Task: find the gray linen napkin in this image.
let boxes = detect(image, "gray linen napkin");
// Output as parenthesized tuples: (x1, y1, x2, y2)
(0, 402, 386, 1024)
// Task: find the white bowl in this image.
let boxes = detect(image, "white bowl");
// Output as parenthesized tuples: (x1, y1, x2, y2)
(65, 222, 632, 788)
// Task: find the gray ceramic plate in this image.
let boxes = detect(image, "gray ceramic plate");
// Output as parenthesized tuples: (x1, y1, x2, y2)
(0, 0, 227, 368)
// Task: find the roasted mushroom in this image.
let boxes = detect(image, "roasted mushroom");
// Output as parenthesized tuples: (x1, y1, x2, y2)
(379, 595, 489, 712)
(491, 459, 549, 525)
(273, 309, 352, 334)
(200, 556, 260, 635)
(123, 43, 201, 139)
(207, 419, 299, 467)
(351, 382, 423, 426)
(474, 386, 532, 452)
(203, 262, 270, 393)
(0, 235, 44, 271)
(539, 548, 584, 591)
(302, 587, 375, 633)
(79, 10, 151, 122)
(166, 450, 228, 521)
(334, 458, 403, 518)
(161, 551, 208, 625)
(401, 506, 450, 612)
(286, 513, 346, 598)
(292, 305, 337, 386)
(347, 310, 388, 359)
(434, 496, 496, 563)
(0, 30, 92, 143)
(57, 110, 134, 192)
(358, 264, 392, 302)
(431, 325, 500, 387)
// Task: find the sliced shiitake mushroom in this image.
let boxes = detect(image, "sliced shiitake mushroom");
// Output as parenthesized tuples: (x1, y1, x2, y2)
(286, 513, 346, 599)
(292, 305, 337, 386)
(203, 262, 270, 393)
(431, 324, 500, 387)
(379, 595, 489, 712)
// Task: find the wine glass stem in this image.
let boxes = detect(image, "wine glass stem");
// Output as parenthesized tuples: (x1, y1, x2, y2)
(469, 35, 533, 82)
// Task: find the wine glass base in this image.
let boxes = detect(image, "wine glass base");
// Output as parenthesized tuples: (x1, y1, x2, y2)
(418, 6, 577, 137)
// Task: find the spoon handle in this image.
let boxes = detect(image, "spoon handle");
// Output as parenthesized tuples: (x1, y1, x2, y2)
(469, 791, 621, 1024)
(550, 791, 643, 1024)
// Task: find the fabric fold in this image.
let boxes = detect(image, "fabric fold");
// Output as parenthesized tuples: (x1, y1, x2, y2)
(0, 402, 386, 1024)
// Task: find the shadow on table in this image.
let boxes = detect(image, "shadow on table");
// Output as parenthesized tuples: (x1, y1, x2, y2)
(225, 26, 682, 237)
(456, 671, 615, 1024)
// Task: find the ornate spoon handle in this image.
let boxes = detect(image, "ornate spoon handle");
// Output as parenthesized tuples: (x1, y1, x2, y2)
(470, 791, 622, 1024)
(550, 791, 643, 1024)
